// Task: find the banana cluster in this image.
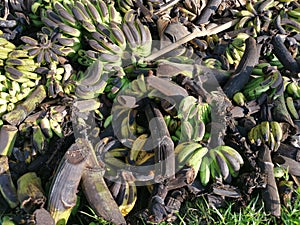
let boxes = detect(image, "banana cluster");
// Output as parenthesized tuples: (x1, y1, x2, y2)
(116, 0, 134, 13)
(108, 171, 137, 217)
(21, 28, 76, 65)
(0, 37, 16, 64)
(225, 33, 249, 68)
(286, 81, 300, 99)
(203, 58, 223, 70)
(19, 107, 65, 156)
(0, 39, 43, 116)
(242, 65, 284, 100)
(75, 60, 110, 99)
(40, 0, 152, 67)
(248, 121, 283, 151)
(235, 0, 274, 36)
(175, 143, 244, 186)
(177, 96, 211, 142)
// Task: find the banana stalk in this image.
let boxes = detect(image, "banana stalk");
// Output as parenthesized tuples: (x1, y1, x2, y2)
(0, 125, 18, 156)
(0, 156, 18, 208)
(145, 103, 175, 182)
(223, 37, 259, 98)
(48, 138, 91, 225)
(257, 145, 281, 217)
(81, 145, 126, 225)
(17, 172, 46, 213)
(271, 34, 300, 75)
(3, 85, 47, 126)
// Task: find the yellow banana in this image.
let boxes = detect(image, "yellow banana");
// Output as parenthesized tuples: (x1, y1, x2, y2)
(260, 121, 270, 142)
(129, 134, 148, 162)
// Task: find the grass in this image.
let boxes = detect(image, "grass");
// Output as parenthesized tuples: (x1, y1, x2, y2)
(77, 186, 300, 225)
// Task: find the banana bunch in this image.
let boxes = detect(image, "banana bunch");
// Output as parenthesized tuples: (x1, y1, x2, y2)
(19, 107, 65, 155)
(177, 96, 211, 142)
(75, 60, 111, 99)
(41, 0, 126, 65)
(122, 10, 152, 58)
(174, 142, 208, 178)
(21, 28, 75, 65)
(175, 143, 244, 186)
(201, 146, 244, 186)
(37, 63, 75, 98)
(127, 134, 154, 166)
(203, 58, 223, 70)
(29, 0, 53, 27)
(242, 65, 284, 101)
(234, 0, 274, 36)
(108, 171, 137, 216)
(248, 121, 283, 151)
(225, 33, 249, 68)
(0, 37, 16, 64)
(286, 81, 300, 99)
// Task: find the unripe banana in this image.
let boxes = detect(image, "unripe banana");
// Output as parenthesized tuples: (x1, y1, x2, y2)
(199, 155, 210, 186)
(233, 92, 246, 106)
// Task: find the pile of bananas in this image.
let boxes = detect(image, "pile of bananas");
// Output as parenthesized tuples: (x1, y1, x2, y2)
(232, 64, 284, 105)
(175, 143, 244, 186)
(107, 171, 137, 217)
(248, 121, 283, 151)
(177, 96, 211, 142)
(225, 33, 249, 68)
(18, 106, 65, 158)
(39, 0, 152, 68)
(234, 0, 274, 37)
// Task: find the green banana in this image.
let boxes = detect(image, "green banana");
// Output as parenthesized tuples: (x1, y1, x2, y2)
(286, 97, 299, 119)
(199, 155, 211, 186)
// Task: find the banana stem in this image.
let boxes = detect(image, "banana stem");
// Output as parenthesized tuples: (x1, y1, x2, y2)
(0, 156, 18, 208)
(145, 103, 175, 182)
(194, 0, 222, 25)
(223, 37, 259, 98)
(271, 34, 300, 75)
(3, 85, 46, 126)
(0, 125, 18, 156)
(257, 145, 281, 217)
(144, 19, 239, 62)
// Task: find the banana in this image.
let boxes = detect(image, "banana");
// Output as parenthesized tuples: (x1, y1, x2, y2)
(225, 48, 235, 65)
(97, 0, 109, 23)
(286, 97, 299, 119)
(119, 179, 137, 216)
(270, 121, 283, 142)
(214, 150, 230, 182)
(129, 134, 148, 162)
(215, 146, 244, 165)
(233, 92, 246, 106)
(286, 82, 300, 98)
(178, 96, 197, 120)
(268, 131, 276, 151)
(58, 24, 81, 37)
(122, 22, 137, 49)
(175, 142, 202, 168)
(85, 0, 102, 23)
(246, 1, 257, 15)
(98, 38, 123, 55)
(269, 72, 283, 89)
(235, 16, 252, 29)
(181, 120, 194, 141)
(245, 83, 270, 100)
(110, 22, 126, 50)
(108, 2, 122, 24)
(39, 117, 53, 139)
(199, 155, 210, 186)
(186, 147, 208, 178)
(260, 121, 270, 142)
(32, 124, 46, 153)
(219, 150, 240, 177)
(78, 60, 103, 86)
(49, 118, 63, 138)
(135, 152, 154, 166)
(192, 119, 205, 142)
(0, 38, 16, 50)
